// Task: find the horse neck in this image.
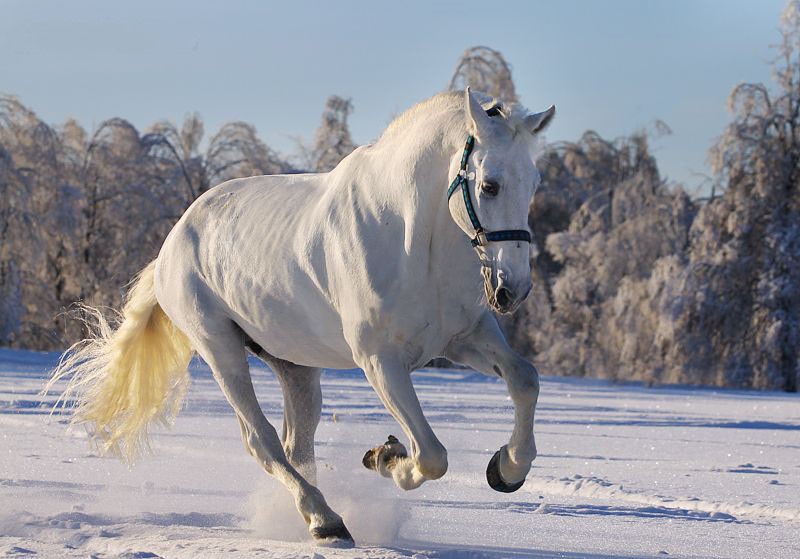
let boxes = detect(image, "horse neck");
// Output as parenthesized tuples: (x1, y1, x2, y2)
(380, 111, 482, 294)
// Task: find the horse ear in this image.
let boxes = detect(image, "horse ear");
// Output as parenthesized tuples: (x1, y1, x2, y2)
(465, 87, 492, 138)
(524, 105, 556, 135)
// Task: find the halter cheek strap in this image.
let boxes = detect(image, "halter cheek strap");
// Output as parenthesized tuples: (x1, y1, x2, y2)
(446, 135, 532, 248)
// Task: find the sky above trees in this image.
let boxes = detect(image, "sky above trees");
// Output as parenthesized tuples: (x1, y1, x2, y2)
(0, 0, 788, 193)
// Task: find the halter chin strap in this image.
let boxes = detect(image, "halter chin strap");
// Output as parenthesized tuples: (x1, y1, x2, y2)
(447, 135, 532, 248)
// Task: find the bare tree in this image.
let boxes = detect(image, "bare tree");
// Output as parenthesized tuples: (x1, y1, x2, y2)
(448, 46, 518, 102)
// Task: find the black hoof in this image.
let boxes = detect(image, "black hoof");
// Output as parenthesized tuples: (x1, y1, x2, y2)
(486, 449, 525, 493)
(311, 522, 355, 548)
(362, 448, 376, 470)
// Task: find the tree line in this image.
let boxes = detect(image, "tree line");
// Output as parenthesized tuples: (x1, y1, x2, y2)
(2, 6, 799, 391)
(0, 93, 353, 349)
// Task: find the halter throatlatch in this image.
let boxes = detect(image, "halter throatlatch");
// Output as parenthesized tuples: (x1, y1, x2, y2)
(447, 135, 532, 248)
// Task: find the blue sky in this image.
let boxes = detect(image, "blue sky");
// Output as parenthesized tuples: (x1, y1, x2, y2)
(0, 0, 789, 193)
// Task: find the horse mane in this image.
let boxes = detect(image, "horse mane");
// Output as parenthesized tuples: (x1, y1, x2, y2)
(375, 90, 534, 148)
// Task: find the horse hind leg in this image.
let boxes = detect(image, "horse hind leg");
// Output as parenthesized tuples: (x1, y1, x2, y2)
(192, 325, 352, 546)
(246, 339, 322, 484)
(237, 415, 255, 457)
(278, 368, 322, 484)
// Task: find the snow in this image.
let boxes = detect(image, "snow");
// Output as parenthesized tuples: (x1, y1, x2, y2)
(1, 347, 799, 558)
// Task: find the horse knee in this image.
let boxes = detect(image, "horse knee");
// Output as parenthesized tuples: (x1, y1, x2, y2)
(509, 361, 540, 400)
(418, 445, 448, 480)
(522, 364, 540, 396)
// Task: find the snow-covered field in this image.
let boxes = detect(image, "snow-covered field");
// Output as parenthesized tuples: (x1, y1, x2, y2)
(1, 348, 799, 559)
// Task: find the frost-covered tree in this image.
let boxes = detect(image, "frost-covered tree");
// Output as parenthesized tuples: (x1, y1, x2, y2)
(5, 34, 800, 392)
(0, 97, 292, 350)
(0, 136, 28, 345)
(503, 129, 695, 383)
(448, 46, 518, 102)
(0, 97, 88, 346)
(653, 1, 800, 391)
(504, 3, 800, 391)
(144, 113, 290, 198)
(304, 95, 356, 172)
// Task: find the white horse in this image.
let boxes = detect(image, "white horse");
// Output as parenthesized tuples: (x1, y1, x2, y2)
(48, 88, 555, 546)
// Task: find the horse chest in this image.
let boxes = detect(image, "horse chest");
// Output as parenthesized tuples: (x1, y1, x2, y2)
(346, 286, 482, 369)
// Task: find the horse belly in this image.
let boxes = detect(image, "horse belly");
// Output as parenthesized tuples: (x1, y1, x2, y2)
(230, 281, 357, 370)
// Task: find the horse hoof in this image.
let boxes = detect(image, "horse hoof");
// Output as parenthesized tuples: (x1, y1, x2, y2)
(486, 449, 525, 493)
(362, 435, 408, 473)
(311, 522, 355, 548)
(362, 448, 376, 469)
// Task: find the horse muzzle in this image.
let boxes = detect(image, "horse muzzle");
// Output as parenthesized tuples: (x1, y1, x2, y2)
(482, 266, 532, 314)
(494, 283, 531, 314)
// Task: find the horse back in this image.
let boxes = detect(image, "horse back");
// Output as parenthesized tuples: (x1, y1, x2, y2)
(155, 173, 360, 369)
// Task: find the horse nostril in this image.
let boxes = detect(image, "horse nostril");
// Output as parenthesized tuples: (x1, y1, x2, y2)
(495, 286, 514, 309)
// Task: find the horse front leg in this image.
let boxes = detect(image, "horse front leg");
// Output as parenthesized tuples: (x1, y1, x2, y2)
(359, 355, 447, 490)
(446, 312, 540, 493)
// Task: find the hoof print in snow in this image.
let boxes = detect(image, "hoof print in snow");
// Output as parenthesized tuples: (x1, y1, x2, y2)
(6, 547, 36, 556)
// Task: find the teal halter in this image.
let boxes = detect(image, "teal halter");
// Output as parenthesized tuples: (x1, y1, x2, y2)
(447, 135, 533, 248)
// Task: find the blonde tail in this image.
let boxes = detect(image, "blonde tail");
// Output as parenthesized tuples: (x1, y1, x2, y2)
(44, 261, 193, 464)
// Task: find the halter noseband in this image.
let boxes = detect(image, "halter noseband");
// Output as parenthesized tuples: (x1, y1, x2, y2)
(446, 135, 532, 248)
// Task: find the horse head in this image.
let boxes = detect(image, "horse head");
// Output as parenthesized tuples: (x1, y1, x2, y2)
(447, 88, 555, 314)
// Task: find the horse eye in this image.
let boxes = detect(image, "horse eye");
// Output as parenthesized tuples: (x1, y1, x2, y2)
(481, 180, 500, 196)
